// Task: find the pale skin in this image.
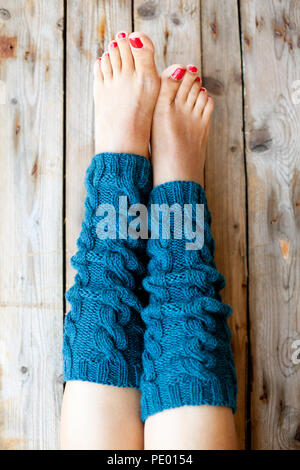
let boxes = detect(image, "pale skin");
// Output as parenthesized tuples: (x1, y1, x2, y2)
(60, 31, 238, 450)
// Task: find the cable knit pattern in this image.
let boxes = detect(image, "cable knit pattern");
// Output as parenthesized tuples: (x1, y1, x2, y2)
(140, 181, 237, 421)
(63, 153, 151, 388)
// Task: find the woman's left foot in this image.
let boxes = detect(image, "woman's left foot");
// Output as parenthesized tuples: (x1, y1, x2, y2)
(93, 32, 160, 159)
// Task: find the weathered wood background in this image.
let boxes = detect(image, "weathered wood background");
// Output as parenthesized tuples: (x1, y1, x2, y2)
(0, 0, 299, 450)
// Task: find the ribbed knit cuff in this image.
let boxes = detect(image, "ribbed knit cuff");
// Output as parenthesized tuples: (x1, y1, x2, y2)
(141, 376, 237, 422)
(88, 152, 152, 197)
(149, 180, 207, 206)
(64, 357, 142, 389)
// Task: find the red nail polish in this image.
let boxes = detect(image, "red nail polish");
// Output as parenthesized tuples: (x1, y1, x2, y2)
(195, 76, 201, 82)
(117, 32, 127, 39)
(201, 87, 206, 92)
(104, 52, 110, 57)
(171, 68, 186, 80)
(110, 41, 118, 48)
(129, 37, 143, 48)
(98, 57, 101, 61)
(188, 65, 198, 73)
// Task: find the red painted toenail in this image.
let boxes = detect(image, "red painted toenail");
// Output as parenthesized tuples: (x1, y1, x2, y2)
(110, 41, 118, 48)
(201, 87, 206, 92)
(188, 65, 198, 73)
(104, 52, 110, 57)
(98, 57, 101, 61)
(117, 32, 127, 39)
(171, 68, 186, 80)
(129, 37, 143, 48)
(195, 76, 201, 82)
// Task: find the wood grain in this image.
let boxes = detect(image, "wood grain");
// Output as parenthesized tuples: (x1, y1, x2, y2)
(134, 0, 201, 73)
(201, 0, 248, 448)
(240, 0, 300, 450)
(66, 0, 132, 291)
(0, 0, 64, 450)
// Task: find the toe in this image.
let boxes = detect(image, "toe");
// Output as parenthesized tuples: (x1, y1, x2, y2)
(101, 51, 113, 80)
(128, 32, 156, 73)
(194, 87, 209, 115)
(202, 96, 214, 122)
(186, 78, 201, 109)
(108, 40, 121, 74)
(160, 64, 187, 104)
(176, 64, 200, 103)
(94, 57, 103, 82)
(115, 31, 134, 72)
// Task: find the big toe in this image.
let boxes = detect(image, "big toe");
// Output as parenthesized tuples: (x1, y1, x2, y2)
(159, 64, 187, 104)
(128, 32, 156, 74)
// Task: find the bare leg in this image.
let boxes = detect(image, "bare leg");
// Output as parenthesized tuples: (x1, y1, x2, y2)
(144, 64, 238, 450)
(145, 407, 237, 450)
(60, 382, 143, 450)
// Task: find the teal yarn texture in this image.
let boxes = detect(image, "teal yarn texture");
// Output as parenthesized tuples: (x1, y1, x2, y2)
(63, 153, 151, 388)
(140, 181, 237, 421)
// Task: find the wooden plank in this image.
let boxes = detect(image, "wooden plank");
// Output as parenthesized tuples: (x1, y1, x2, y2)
(201, 0, 248, 448)
(0, 0, 64, 450)
(134, 0, 201, 73)
(240, 0, 300, 449)
(66, 0, 132, 290)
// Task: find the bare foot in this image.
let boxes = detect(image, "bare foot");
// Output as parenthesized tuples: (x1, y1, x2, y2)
(151, 64, 214, 187)
(93, 32, 160, 159)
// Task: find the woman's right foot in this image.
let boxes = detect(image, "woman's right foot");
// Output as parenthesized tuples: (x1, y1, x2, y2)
(93, 32, 160, 159)
(151, 64, 214, 187)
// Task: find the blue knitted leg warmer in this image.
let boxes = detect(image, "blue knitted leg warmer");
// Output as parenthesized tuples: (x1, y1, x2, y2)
(63, 153, 151, 388)
(141, 181, 237, 421)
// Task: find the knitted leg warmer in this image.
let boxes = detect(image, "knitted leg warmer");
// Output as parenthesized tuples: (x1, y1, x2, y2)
(63, 153, 151, 388)
(141, 181, 237, 421)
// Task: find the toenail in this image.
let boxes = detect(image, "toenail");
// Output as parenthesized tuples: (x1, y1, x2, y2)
(97, 57, 101, 61)
(188, 65, 198, 73)
(104, 52, 110, 57)
(129, 37, 143, 48)
(117, 32, 127, 39)
(201, 87, 206, 92)
(195, 76, 201, 82)
(110, 41, 118, 48)
(170, 68, 186, 81)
